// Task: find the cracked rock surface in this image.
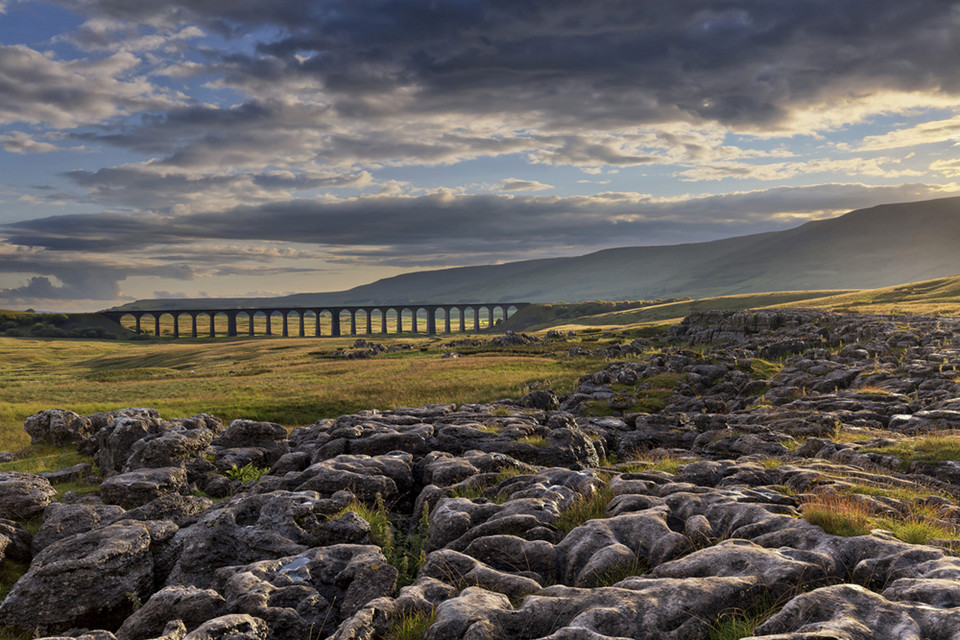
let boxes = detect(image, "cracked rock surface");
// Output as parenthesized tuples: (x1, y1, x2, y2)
(4, 310, 960, 639)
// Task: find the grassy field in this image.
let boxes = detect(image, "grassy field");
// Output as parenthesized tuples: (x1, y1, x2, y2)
(0, 332, 608, 451)
(506, 290, 847, 332)
(776, 275, 960, 315)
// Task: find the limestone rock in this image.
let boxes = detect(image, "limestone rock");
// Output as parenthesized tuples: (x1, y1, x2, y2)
(0, 471, 57, 521)
(24, 408, 92, 446)
(0, 521, 177, 635)
(100, 467, 188, 509)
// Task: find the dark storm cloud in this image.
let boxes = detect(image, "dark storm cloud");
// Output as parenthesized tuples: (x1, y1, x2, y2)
(4, 182, 951, 258)
(54, 0, 960, 129)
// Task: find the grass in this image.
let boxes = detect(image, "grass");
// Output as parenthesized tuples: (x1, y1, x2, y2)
(593, 553, 648, 586)
(0, 335, 604, 450)
(0, 560, 29, 602)
(860, 433, 960, 469)
(379, 609, 436, 640)
(617, 451, 686, 475)
(333, 498, 429, 590)
(555, 484, 615, 534)
(801, 491, 960, 545)
(517, 435, 549, 447)
(0, 445, 92, 474)
(706, 592, 784, 640)
(749, 359, 783, 380)
(777, 275, 960, 316)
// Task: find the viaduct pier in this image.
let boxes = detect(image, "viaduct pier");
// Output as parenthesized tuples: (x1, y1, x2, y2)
(101, 302, 529, 338)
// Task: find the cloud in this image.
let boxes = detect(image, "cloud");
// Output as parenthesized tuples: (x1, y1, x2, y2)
(52, 0, 960, 133)
(62, 163, 373, 211)
(0, 44, 177, 128)
(498, 179, 553, 192)
(6, 182, 957, 260)
(0, 132, 59, 154)
(854, 116, 960, 151)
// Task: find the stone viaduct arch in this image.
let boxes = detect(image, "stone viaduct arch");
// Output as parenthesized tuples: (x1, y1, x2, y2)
(104, 302, 529, 339)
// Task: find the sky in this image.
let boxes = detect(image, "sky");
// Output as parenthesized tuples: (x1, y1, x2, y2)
(3, 1, 960, 311)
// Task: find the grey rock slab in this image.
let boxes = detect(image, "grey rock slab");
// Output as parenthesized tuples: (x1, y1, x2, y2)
(0, 521, 176, 635)
(554, 506, 691, 586)
(33, 502, 126, 553)
(116, 586, 227, 640)
(166, 490, 339, 589)
(125, 428, 215, 472)
(210, 545, 397, 640)
(420, 549, 542, 601)
(24, 408, 92, 446)
(753, 583, 957, 640)
(0, 518, 32, 564)
(100, 466, 188, 509)
(182, 615, 269, 640)
(0, 471, 57, 521)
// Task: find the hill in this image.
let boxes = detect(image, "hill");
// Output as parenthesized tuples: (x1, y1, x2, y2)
(775, 275, 960, 316)
(109, 195, 960, 311)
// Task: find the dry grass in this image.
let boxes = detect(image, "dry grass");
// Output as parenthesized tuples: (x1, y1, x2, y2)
(0, 335, 603, 451)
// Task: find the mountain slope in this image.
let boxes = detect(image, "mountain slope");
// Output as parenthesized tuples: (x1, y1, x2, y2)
(110, 196, 960, 310)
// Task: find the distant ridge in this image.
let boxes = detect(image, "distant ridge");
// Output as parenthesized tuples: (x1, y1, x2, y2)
(108, 196, 960, 311)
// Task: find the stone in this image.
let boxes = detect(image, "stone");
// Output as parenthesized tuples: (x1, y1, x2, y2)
(167, 491, 340, 588)
(0, 521, 177, 635)
(100, 467, 188, 509)
(0, 518, 32, 564)
(182, 615, 268, 640)
(116, 586, 226, 640)
(24, 409, 92, 446)
(0, 471, 57, 521)
(33, 503, 126, 553)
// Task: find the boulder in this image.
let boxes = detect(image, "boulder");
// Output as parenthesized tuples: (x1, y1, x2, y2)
(100, 467, 188, 509)
(0, 521, 178, 635)
(0, 472, 57, 521)
(24, 409, 92, 446)
(33, 503, 126, 553)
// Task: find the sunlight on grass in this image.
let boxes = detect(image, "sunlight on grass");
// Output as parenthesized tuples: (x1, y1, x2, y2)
(0, 336, 604, 449)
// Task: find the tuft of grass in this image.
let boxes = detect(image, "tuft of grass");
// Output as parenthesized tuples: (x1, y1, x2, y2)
(873, 503, 960, 545)
(749, 359, 783, 380)
(861, 433, 960, 468)
(706, 592, 783, 640)
(801, 493, 872, 537)
(593, 554, 648, 587)
(381, 609, 436, 640)
(855, 384, 892, 396)
(555, 484, 615, 534)
(517, 434, 549, 448)
(334, 498, 429, 591)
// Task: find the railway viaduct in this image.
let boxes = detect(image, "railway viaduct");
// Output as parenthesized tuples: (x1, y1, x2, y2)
(101, 302, 530, 338)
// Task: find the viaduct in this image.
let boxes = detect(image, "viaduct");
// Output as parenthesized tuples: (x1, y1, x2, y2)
(101, 303, 530, 338)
